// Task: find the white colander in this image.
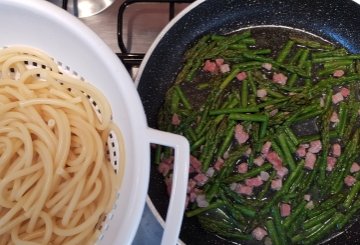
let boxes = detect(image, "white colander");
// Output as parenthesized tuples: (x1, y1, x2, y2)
(0, 0, 189, 245)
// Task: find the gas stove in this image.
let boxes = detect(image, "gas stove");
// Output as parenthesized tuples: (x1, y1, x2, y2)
(49, 0, 193, 78)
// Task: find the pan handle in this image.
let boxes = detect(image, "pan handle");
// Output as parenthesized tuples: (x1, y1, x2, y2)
(146, 128, 189, 245)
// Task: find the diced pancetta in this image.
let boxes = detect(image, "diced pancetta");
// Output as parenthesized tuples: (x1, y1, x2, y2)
(344, 175, 356, 187)
(196, 194, 209, 208)
(308, 140, 322, 154)
(237, 162, 249, 174)
(236, 71, 247, 81)
(305, 200, 314, 210)
(235, 124, 249, 144)
(158, 161, 172, 176)
(304, 194, 311, 201)
(213, 158, 224, 171)
(280, 203, 291, 217)
(215, 58, 224, 66)
(256, 89, 268, 98)
(189, 191, 197, 202)
(220, 63, 230, 73)
(206, 167, 215, 177)
(252, 227, 268, 241)
(229, 182, 237, 191)
(187, 179, 197, 193)
(260, 171, 270, 181)
(190, 155, 202, 173)
(332, 143, 341, 157)
(330, 111, 339, 124)
(332, 92, 344, 104)
(333, 69, 345, 78)
(261, 141, 272, 155)
(171, 113, 181, 125)
(305, 152, 316, 170)
(296, 145, 307, 158)
(271, 178, 283, 191)
(350, 162, 360, 173)
(272, 72, 288, 85)
(203, 60, 218, 73)
(276, 167, 289, 179)
(194, 173, 209, 186)
(266, 151, 283, 170)
(245, 177, 264, 187)
(262, 63, 272, 71)
(340, 87, 350, 97)
(254, 156, 265, 166)
(269, 109, 279, 117)
(235, 184, 254, 196)
(326, 157, 337, 171)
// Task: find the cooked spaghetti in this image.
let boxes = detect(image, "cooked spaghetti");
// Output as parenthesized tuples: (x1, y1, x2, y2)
(0, 46, 125, 244)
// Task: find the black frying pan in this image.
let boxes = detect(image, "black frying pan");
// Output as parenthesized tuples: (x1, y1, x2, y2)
(136, 0, 360, 244)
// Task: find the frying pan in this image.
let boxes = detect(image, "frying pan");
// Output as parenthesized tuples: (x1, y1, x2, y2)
(136, 0, 360, 244)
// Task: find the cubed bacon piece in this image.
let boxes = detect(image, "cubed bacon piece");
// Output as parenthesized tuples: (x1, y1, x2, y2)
(269, 109, 279, 117)
(235, 184, 254, 196)
(271, 178, 283, 191)
(158, 161, 172, 176)
(215, 58, 224, 66)
(237, 162, 248, 173)
(203, 60, 218, 73)
(272, 72, 288, 85)
(194, 173, 209, 186)
(332, 143, 341, 157)
(304, 194, 311, 201)
(171, 113, 181, 125)
(280, 203, 291, 217)
(190, 155, 202, 173)
(333, 69, 345, 78)
(236, 71, 247, 81)
(254, 156, 265, 166)
(332, 92, 344, 104)
(196, 194, 209, 208)
(326, 157, 337, 171)
(256, 89, 268, 98)
(234, 124, 249, 144)
(340, 87, 350, 97)
(229, 182, 237, 191)
(213, 158, 224, 171)
(206, 167, 215, 177)
(187, 179, 197, 193)
(266, 151, 283, 170)
(305, 152, 316, 170)
(351, 162, 360, 173)
(344, 175, 356, 187)
(305, 200, 315, 210)
(220, 64, 230, 73)
(245, 177, 264, 187)
(296, 145, 307, 158)
(308, 140, 322, 154)
(277, 166, 289, 179)
(330, 111, 339, 124)
(260, 171, 270, 181)
(189, 191, 197, 202)
(262, 63, 272, 71)
(261, 141, 272, 155)
(252, 227, 268, 241)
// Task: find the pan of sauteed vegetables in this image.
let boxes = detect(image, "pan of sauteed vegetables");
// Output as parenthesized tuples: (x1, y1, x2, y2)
(136, 0, 360, 244)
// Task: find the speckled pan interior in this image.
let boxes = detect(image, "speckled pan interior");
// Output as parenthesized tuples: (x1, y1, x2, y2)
(137, 0, 360, 244)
